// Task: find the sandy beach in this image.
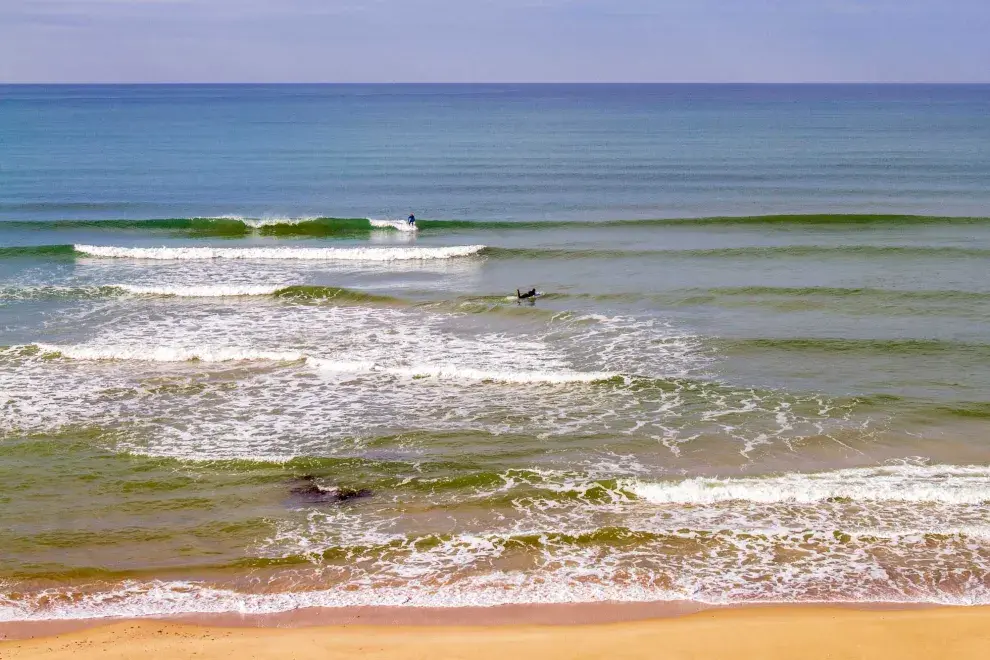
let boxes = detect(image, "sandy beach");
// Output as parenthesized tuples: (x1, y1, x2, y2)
(3, 606, 990, 659)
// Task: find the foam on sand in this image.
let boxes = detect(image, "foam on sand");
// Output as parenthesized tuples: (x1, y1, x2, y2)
(74, 244, 485, 261)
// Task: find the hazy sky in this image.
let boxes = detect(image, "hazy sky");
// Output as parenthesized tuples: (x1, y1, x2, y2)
(2, 0, 988, 83)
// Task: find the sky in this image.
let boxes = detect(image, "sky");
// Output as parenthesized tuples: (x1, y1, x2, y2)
(1, 0, 989, 83)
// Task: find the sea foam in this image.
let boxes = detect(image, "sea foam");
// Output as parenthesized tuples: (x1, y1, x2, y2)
(74, 244, 485, 261)
(630, 464, 990, 505)
(31, 343, 616, 384)
(312, 360, 618, 384)
(35, 343, 306, 364)
(368, 218, 419, 232)
(116, 284, 283, 297)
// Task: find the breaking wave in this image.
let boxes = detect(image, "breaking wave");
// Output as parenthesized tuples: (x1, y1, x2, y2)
(73, 244, 487, 261)
(0, 284, 403, 303)
(5, 213, 990, 237)
(629, 464, 990, 505)
(368, 218, 419, 232)
(310, 359, 619, 383)
(117, 284, 283, 297)
(34, 343, 307, 364)
(4, 242, 986, 263)
(29, 344, 618, 384)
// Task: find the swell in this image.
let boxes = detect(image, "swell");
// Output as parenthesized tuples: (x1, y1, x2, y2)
(2, 217, 372, 238)
(933, 402, 990, 420)
(635, 214, 990, 227)
(706, 286, 990, 302)
(12, 283, 984, 311)
(271, 285, 400, 303)
(3, 214, 989, 236)
(673, 286, 990, 317)
(484, 245, 990, 259)
(0, 244, 76, 258)
(2, 243, 988, 262)
(440, 288, 990, 307)
(421, 214, 990, 230)
(0, 284, 402, 304)
(718, 337, 990, 357)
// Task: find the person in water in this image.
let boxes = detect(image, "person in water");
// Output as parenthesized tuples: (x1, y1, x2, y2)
(517, 288, 537, 300)
(407, 213, 416, 226)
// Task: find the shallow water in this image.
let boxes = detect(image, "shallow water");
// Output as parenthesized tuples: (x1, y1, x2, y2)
(2, 84, 990, 620)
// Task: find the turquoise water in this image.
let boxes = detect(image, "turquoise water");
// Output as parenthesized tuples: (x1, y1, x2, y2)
(1, 85, 990, 620)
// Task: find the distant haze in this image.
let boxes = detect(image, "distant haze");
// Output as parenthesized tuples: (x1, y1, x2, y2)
(2, 0, 989, 83)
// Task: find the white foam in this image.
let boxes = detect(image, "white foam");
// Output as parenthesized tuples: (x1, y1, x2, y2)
(74, 244, 485, 261)
(377, 364, 617, 384)
(3, 541, 990, 622)
(0, 579, 688, 622)
(1, 304, 839, 461)
(116, 284, 283, 297)
(630, 464, 990, 505)
(311, 359, 617, 383)
(34, 343, 306, 364)
(239, 216, 316, 228)
(368, 217, 419, 232)
(194, 215, 318, 228)
(31, 345, 615, 384)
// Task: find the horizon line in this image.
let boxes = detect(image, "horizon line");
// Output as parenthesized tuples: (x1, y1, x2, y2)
(4, 80, 990, 86)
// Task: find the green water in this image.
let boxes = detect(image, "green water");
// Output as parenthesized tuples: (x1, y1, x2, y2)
(3, 84, 990, 619)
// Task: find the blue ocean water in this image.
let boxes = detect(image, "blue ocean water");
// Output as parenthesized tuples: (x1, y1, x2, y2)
(3, 84, 990, 222)
(2, 85, 990, 621)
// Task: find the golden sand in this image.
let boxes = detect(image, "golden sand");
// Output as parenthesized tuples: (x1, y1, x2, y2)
(3, 606, 990, 659)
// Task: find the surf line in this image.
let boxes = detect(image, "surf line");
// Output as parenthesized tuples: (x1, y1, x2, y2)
(72, 244, 486, 261)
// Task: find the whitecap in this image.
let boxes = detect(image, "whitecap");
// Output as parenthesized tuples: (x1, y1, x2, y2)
(74, 244, 485, 261)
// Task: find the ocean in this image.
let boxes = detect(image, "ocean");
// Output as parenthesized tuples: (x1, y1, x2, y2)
(1, 84, 990, 620)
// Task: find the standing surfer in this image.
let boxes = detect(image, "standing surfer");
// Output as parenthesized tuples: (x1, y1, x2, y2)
(407, 213, 416, 227)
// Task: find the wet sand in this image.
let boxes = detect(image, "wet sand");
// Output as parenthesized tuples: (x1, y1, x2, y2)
(3, 605, 990, 659)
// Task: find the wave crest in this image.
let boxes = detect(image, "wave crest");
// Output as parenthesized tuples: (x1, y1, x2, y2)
(30, 344, 617, 384)
(117, 284, 284, 297)
(35, 344, 306, 363)
(73, 244, 486, 261)
(630, 464, 990, 505)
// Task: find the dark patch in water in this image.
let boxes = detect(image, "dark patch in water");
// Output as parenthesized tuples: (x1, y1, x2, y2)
(287, 475, 372, 505)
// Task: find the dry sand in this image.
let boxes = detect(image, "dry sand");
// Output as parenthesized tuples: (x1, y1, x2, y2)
(3, 606, 990, 659)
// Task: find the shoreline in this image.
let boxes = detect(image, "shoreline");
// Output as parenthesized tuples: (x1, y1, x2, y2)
(2, 604, 988, 659)
(0, 599, 940, 641)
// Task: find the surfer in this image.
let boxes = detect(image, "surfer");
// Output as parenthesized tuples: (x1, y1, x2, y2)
(517, 288, 537, 300)
(407, 213, 416, 227)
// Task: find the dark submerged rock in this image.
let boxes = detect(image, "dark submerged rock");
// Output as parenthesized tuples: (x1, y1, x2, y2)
(288, 475, 372, 505)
